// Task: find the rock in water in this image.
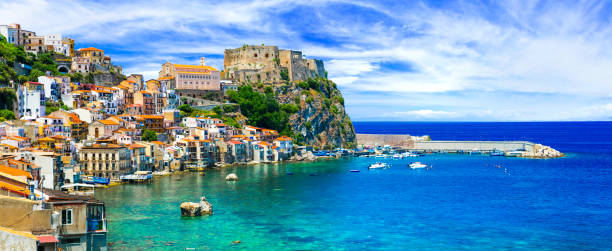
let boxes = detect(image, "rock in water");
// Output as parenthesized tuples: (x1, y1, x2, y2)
(180, 202, 202, 216)
(225, 173, 239, 181)
(181, 196, 213, 216)
(199, 196, 213, 214)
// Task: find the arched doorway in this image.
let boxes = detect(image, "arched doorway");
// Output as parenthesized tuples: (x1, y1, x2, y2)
(57, 65, 69, 73)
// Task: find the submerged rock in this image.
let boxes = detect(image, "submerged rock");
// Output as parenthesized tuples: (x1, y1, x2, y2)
(180, 196, 213, 216)
(225, 173, 239, 181)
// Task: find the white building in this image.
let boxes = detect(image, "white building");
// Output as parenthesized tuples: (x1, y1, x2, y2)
(0, 24, 20, 45)
(71, 57, 90, 74)
(43, 34, 66, 55)
(17, 151, 62, 190)
(17, 85, 45, 119)
(37, 76, 58, 100)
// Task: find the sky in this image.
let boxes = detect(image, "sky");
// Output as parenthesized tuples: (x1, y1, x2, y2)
(2, 0, 612, 121)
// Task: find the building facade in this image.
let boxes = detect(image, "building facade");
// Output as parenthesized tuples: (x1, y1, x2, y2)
(79, 143, 132, 180)
(223, 45, 326, 83)
(158, 58, 221, 97)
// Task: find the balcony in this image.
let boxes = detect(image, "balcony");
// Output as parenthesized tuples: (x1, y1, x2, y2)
(87, 218, 107, 232)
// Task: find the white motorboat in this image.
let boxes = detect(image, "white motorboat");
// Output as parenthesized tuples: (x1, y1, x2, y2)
(368, 162, 389, 169)
(402, 152, 418, 157)
(409, 162, 428, 169)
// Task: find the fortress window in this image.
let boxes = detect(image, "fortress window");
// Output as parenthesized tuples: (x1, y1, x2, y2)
(254, 53, 258, 57)
(265, 53, 269, 58)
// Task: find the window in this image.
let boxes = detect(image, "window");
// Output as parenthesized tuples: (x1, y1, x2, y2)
(61, 209, 72, 225)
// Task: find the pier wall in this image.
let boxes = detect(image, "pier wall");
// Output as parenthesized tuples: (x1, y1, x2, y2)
(356, 134, 415, 148)
(357, 134, 535, 152)
(412, 141, 534, 152)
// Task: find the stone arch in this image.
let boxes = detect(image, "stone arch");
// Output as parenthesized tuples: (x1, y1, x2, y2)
(57, 65, 69, 73)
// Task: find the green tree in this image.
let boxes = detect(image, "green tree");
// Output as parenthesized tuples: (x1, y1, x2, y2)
(0, 109, 15, 120)
(142, 129, 157, 141)
(178, 104, 193, 114)
(0, 88, 17, 110)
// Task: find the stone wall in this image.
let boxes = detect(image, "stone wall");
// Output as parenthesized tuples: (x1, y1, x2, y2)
(224, 45, 325, 83)
(0, 227, 37, 251)
(356, 134, 416, 148)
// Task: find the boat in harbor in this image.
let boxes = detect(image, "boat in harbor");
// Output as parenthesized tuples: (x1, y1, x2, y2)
(368, 162, 389, 169)
(490, 150, 505, 156)
(82, 175, 110, 185)
(350, 169, 360, 172)
(402, 152, 419, 157)
(409, 162, 428, 169)
(374, 154, 387, 159)
(505, 151, 525, 157)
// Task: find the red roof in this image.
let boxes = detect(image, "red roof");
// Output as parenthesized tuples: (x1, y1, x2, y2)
(37, 235, 59, 243)
(78, 47, 103, 52)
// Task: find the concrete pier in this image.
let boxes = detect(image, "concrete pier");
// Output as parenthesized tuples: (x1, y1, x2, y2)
(356, 134, 564, 158)
(412, 141, 534, 152)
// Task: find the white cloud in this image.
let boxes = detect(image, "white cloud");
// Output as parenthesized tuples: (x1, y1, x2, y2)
(393, 110, 458, 119)
(2, 0, 612, 120)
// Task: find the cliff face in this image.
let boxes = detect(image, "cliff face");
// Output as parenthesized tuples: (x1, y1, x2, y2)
(273, 78, 356, 149)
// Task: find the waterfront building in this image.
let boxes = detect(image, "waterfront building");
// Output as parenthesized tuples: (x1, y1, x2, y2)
(252, 141, 278, 162)
(159, 58, 221, 98)
(129, 143, 148, 172)
(274, 136, 294, 159)
(79, 143, 132, 180)
(175, 137, 216, 167)
(227, 140, 247, 163)
(44, 190, 108, 251)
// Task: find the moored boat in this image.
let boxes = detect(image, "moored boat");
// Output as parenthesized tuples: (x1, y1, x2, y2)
(409, 162, 428, 169)
(368, 162, 389, 169)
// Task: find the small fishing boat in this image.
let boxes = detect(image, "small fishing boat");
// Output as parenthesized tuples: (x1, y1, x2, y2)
(350, 169, 360, 172)
(368, 162, 388, 169)
(505, 151, 525, 157)
(490, 150, 505, 156)
(374, 154, 387, 159)
(409, 162, 428, 169)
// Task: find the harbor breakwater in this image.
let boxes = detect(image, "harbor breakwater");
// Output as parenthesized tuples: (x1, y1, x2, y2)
(356, 134, 564, 158)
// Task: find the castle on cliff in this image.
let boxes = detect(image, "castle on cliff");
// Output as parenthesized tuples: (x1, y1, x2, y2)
(223, 45, 326, 83)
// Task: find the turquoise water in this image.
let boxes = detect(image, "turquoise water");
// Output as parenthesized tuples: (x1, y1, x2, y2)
(96, 122, 612, 250)
(97, 155, 612, 250)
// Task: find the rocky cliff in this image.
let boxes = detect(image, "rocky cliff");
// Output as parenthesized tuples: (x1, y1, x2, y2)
(272, 78, 356, 149)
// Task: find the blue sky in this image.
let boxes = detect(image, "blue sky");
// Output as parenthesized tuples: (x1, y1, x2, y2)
(3, 0, 612, 121)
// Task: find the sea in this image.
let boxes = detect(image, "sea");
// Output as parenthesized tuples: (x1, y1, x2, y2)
(96, 122, 612, 250)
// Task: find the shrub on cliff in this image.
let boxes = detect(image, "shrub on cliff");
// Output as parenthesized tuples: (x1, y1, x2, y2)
(227, 85, 292, 135)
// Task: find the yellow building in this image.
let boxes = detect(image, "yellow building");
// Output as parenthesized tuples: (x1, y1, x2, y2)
(76, 47, 105, 65)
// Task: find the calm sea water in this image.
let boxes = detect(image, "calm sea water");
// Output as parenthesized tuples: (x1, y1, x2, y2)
(96, 122, 612, 250)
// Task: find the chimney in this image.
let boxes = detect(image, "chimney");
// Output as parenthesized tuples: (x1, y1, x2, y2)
(200, 57, 205, 66)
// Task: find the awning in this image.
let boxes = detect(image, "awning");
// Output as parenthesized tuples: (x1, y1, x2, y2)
(37, 235, 58, 243)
